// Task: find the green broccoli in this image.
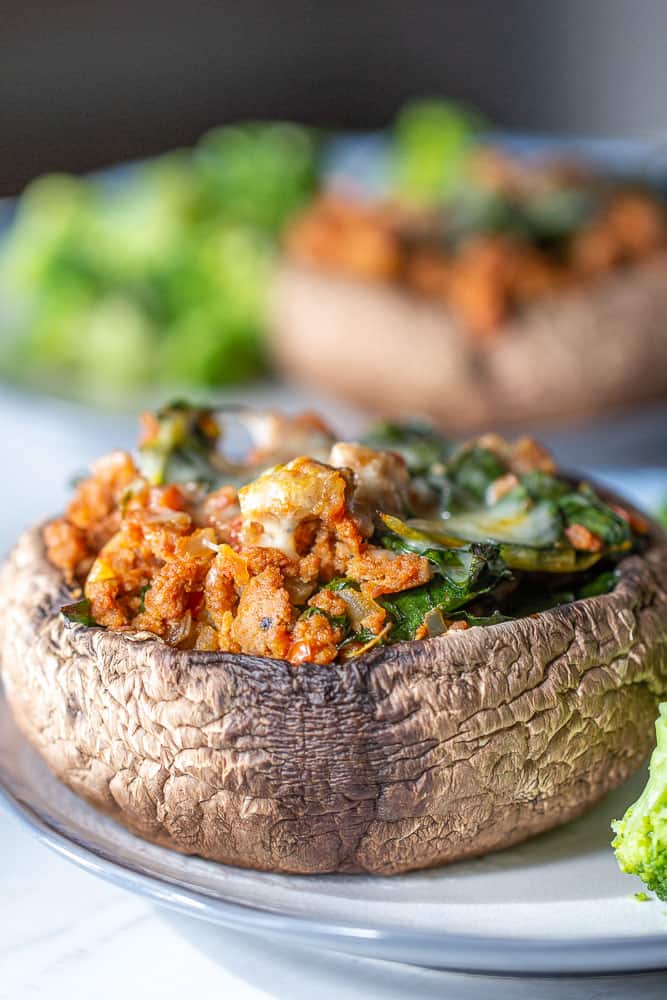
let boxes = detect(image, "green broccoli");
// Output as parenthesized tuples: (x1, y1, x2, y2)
(658, 501, 667, 532)
(392, 99, 485, 203)
(612, 703, 667, 901)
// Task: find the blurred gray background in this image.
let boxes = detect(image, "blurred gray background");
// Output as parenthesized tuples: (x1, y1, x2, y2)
(4, 0, 667, 195)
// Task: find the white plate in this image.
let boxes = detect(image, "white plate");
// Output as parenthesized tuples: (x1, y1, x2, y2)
(1, 689, 666, 976)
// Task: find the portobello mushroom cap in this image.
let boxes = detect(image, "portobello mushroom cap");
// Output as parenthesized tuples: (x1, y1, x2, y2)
(269, 257, 667, 432)
(1, 515, 666, 876)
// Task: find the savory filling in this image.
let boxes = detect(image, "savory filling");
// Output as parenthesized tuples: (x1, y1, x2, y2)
(286, 150, 667, 335)
(45, 404, 647, 665)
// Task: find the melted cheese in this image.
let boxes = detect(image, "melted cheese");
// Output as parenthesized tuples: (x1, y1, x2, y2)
(328, 442, 410, 533)
(238, 457, 348, 555)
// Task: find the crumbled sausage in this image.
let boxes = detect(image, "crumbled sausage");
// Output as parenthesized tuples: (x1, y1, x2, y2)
(284, 175, 666, 335)
(565, 523, 603, 552)
(232, 567, 294, 659)
(347, 548, 432, 598)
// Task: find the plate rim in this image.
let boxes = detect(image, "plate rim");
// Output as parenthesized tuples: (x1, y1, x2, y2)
(1, 748, 666, 977)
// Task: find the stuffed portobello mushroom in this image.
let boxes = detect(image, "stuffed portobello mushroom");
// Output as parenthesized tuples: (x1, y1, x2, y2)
(272, 150, 667, 431)
(1, 404, 666, 875)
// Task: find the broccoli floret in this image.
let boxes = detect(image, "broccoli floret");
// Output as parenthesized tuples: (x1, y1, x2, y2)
(612, 703, 667, 901)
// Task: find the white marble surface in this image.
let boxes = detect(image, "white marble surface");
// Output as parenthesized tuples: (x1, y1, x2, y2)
(3, 799, 667, 1000)
(1, 385, 667, 999)
(0, 804, 270, 999)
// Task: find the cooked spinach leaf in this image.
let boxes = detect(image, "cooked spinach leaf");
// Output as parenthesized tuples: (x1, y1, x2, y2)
(378, 514, 510, 640)
(380, 574, 508, 642)
(558, 485, 631, 547)
(379, 513, 508, 592)
(501, 566, 619, 617)
(521, 470, 569, 502)
(61, 598, 98, 626)
(324, 577, 361, 593)
(137, 401, 246, 489)
(578, 569, 619, 598)
(447, 446, 506, 504)
(299, 606, 349, 630)
(362, 420, 451, 476)
(339, 627, 379, 648)
(448, 609, 513, 627)
(138, 583, 151, 613)
(442, 184, 598, 253)
(379, 581, 459, 641)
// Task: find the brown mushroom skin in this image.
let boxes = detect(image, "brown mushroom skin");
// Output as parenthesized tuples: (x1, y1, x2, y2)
(1, 521, 667, 875)
(270, 258, 667, 432)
